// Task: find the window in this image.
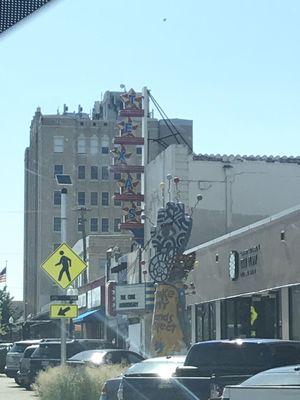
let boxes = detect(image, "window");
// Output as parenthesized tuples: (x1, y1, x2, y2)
(53, 243, 60, 251)
(136, 147, 142, 155)
(54, 217, 61, 232)
(90, 192, 98, 206)
(78, 165, 85, 179)
(102, 218, 109, 232)
(78, 192, 85, 206)
(136, 173, 141, 180)
(77, 135, 86, 154)
(114, 172, 121, 180)
(102, 166, 109, 180)
(53, 136, 64, 153)
(53, 191, 61, 205)
(114, 193, 121, 206)
(101, 135, 109, 154)
(91, 218, 98, 232)
(54, 164, 63, 177)
(90, 135, 98, 154)
(77, 218, 83, 232)
(114, 218, 121, 232)
(102, 192, 109, 206)
(91, 166, 98, 180)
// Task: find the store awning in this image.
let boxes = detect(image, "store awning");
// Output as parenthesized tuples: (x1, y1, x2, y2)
(73, 308, 106, 324)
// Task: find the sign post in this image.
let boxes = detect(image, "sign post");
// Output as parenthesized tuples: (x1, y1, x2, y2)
(40, 241, 87, 365)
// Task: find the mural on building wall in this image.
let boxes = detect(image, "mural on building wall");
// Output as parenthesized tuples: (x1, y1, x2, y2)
(150, 201, 195, 356)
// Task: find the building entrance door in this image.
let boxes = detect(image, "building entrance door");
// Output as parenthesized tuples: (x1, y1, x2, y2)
(221, 291, 280, 339)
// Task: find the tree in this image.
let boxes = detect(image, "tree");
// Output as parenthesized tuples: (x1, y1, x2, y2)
(0, 286, 15, 337)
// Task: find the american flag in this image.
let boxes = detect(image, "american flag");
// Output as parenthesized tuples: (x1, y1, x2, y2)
(0, 267, 6, 283)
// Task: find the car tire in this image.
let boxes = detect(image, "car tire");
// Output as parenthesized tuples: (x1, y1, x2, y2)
(14, 377, 21, 385)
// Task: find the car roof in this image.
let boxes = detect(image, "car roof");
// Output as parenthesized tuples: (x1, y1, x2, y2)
(13, 340, 41, 344)
(192, 339, 300, 346)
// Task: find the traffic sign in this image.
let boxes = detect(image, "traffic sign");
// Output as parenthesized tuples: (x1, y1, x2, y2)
(50, 304, 78, 319)
(50, 295, 78, 302)
(41, 242, 87, 289)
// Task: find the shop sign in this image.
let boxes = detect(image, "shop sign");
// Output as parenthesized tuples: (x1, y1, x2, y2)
(239, 244, 260, 278)
(116, 284, 145, 312)
(87, 287, 102, 309)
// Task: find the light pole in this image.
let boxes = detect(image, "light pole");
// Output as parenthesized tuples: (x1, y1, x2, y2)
(55, 174, 72, 365)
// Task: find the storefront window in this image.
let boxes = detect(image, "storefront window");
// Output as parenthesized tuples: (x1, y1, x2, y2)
(196, 302, 216, 342)
(221, 292, 280, 339)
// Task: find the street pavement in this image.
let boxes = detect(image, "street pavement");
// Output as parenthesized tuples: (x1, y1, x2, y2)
(0, 374, 38, 399)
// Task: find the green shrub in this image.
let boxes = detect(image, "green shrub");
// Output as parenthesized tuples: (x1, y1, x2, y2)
(35, 364, 126, 400)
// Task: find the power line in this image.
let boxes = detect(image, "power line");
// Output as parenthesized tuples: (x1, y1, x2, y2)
(148, 92, 194, 153)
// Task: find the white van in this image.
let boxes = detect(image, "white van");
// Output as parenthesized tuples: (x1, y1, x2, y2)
(222, 365, 300, 400)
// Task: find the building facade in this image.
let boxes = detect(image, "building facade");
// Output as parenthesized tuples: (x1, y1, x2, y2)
(185, 205, 300, 342)
(24, 92, 193, 317)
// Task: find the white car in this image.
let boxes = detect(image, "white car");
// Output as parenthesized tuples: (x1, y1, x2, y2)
(222, 365, 300, 400)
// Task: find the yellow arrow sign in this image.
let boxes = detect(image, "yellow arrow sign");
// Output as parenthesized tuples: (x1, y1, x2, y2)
(41, 243, 87, 289)
(50, 304, 78, 319)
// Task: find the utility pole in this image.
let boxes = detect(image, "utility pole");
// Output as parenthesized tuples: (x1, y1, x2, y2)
(60, 188, 67, 365)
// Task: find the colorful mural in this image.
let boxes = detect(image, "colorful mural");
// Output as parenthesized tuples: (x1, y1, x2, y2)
(150, 201, 194, 356)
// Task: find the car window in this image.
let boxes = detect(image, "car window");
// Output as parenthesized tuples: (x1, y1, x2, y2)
(126, 359, 184, 376)
(127, 353, 144, 364)
(23, 347, 37, 358)
(10, 343, 30, 353)
(185, 343, 269, 368)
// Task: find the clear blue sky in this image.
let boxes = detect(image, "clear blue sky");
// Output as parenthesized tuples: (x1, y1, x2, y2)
(1, 0, 300, 299)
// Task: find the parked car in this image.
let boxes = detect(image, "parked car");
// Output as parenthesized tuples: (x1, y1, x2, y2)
(16, 344, 39, 389)
(5, 339, 41, 379)
(110, 355, 186, 400)
(222, 364, 300, 400)
(0, 343, 12, 373)
(67, 349, 144, 367)
(174, 339, 300, 400)
(27, 338, 114, 385)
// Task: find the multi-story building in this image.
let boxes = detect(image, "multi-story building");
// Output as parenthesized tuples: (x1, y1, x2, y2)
(23, 91, 193, 317)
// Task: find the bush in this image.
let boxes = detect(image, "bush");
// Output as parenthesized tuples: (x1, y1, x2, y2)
(35, 364, 126, 400)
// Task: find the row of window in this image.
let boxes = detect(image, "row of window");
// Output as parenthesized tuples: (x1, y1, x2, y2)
(53, 217, 121, 233)
(53, 136, 143, 155)
(54, 164, 141, 181)
(54, 191, 121, 206)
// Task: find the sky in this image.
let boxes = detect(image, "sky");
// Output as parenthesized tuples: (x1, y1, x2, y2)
(1, 0, 300, 300)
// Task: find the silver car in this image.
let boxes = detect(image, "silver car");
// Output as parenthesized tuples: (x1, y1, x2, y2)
(5, 340, 41, 380)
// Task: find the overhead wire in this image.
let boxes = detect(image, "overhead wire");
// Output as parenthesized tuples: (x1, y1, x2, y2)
(148, 91, 194, 153)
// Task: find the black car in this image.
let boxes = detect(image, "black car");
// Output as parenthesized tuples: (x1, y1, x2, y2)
(28, 338, 113, 385)
(100, 355, 185, 400)
(0, 343, 12, 373)
(67, 349, 144, 367)
(16, 344, 39, 389)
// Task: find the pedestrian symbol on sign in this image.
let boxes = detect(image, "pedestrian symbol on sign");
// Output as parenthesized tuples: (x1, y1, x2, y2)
(55, 250, 72, 282)
(40, 243, 87, 289)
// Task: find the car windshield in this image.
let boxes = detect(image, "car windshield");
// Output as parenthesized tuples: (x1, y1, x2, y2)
(185, 343, 270, 368)
(69, 350, 106, 362)
(126, 358, 185, 377)
(242, 369, 300, 386)
(10, 343, 31, 354)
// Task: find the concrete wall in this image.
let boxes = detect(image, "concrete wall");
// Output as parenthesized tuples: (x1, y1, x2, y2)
(145, 145, 300, 253)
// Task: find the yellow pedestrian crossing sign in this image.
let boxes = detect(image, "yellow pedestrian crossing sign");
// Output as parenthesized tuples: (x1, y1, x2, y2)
(50, 304, 78, 319)
(41, 243, 87, 289)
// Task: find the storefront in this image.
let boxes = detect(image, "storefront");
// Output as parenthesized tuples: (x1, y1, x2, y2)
(186, 205, 300, 342)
